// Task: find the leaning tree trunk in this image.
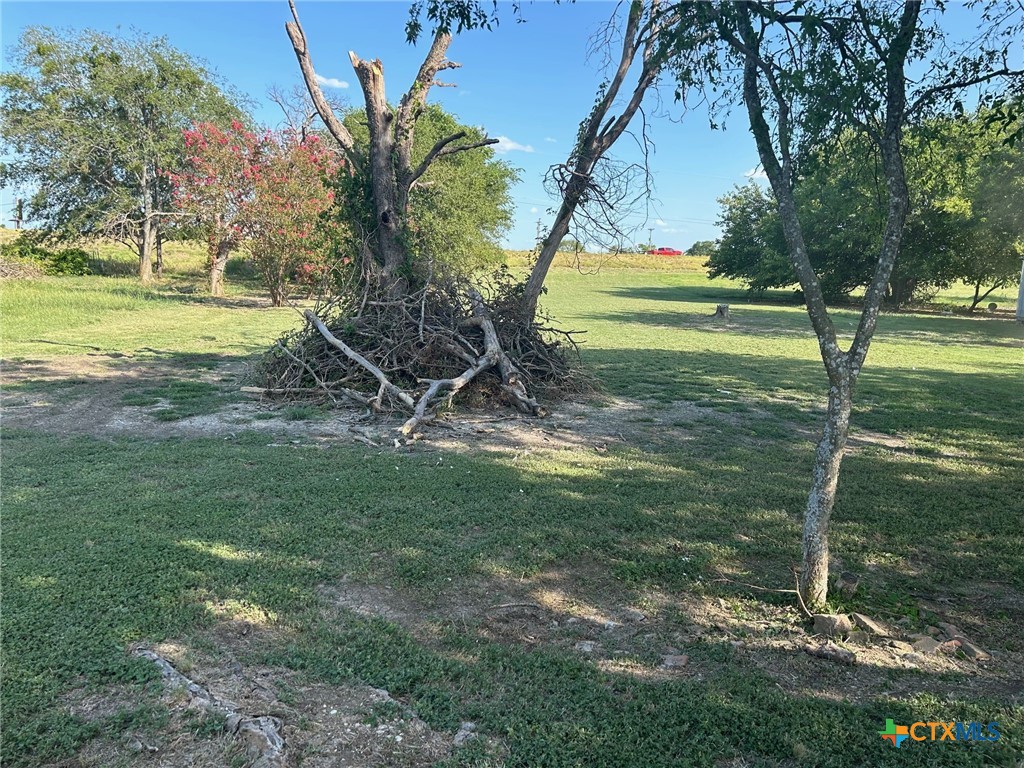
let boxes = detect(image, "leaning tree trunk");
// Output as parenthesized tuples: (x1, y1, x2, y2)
(801, 378, 853, 609)
(521, 0, 664, 323)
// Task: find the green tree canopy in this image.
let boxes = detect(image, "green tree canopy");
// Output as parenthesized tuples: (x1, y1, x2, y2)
(0, 27, 245, 280)
(707, 112, 1023, 307)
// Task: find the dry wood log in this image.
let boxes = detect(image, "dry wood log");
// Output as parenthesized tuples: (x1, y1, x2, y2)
(803, 641, 856, 665)
(712, 304, 730, 320)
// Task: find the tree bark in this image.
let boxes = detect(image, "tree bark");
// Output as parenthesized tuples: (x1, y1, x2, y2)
(800, 379, 853, 609)
(139, 165, 157, 283)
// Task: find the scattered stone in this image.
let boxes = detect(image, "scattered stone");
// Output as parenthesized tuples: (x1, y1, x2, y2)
(888, 640, 914, 655)
(804, 642, 856, 665)
(574, 641, 596, 653)
(813, 613, 854, 637)
(851, 613, 892, 637)
(937, 622, 964, 639)
(958, 640, 990, 661)
(662, 654, 689, 669)
(729, 640, 745, 649)
(912, 637, 943, 655)
(847, 630, 874, 647)
(453, 722, 477, 747)
(603, 620, 622, 630)
(925, 625, 941, 636)
(901, 652, 927, 667)
(835, 572, 860, 599)
(939, 639, 962, 654)
(622, 608, 647, 623)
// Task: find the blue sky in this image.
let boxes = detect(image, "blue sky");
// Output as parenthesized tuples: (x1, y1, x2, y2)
(1, 2, 788, 249)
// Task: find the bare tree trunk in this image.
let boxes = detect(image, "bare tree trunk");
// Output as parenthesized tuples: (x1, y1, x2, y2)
(209, 216, 232, 297)
(155, 231, 164, 278)
(210, 242, 230, 297)
(801, 379, 853, 608)
(286, 2, 496, 296)
(139, 165, 156, 283)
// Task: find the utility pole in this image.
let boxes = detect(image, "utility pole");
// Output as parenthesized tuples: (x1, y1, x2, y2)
(11, 198, 23, 230)
(648, 227, 654, 247)
(535, 219, 543, 248)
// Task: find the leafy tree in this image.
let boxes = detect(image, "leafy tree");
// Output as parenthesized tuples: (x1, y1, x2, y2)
(708, 114, 1023, 308)
(686, 239, 717, 258)
(170, 122, 340, 305)
(557, 238, 583, 253)
(0, 27, 243, 281)
(685, 0, 1023, 609)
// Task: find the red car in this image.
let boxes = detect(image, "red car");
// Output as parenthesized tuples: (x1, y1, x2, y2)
(646, 247, 683, 256)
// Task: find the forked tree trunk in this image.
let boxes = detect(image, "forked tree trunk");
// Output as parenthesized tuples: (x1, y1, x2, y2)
(286, 1, 496, 297)
(800, 379, 853, 608)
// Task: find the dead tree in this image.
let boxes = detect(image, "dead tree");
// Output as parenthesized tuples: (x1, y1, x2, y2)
(271, 2, 582, 428)
(521, 0, 669, 323)
(286, 0, 496, 295)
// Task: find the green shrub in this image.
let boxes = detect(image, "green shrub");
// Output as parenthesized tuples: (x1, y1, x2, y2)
(0, 235, 91, 276)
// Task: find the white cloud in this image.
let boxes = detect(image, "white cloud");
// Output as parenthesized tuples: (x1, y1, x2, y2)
(660, 227, 683, 234)
(315, 74, 349, 89)
(655, 219, 667, 226)
(544, 137, 557, 143)
(530, 207, 539, 214)
(494, 136, 535, 154)
(744, 166, 768, 180)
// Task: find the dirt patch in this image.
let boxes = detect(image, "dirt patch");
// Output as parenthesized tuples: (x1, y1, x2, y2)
(47, 631, 496, 768)
(1, 353, 747, 454)
(318, 567, 1024, 707)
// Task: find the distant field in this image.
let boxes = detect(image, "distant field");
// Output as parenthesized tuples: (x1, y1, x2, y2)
(2, 236, 1023, 767)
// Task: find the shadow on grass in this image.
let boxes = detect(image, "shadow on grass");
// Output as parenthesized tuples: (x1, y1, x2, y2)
(595, 285, 1024, 349)
(2, 345, 1022, 766)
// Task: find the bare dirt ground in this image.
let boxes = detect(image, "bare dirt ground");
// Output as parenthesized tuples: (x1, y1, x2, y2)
(8, 354, 1022, 767)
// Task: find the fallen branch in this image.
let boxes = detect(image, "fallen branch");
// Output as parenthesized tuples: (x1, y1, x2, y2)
(304, 309, 415, 410)
(134, 648, 286, 767)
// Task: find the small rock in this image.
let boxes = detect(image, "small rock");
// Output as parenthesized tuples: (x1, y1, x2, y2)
(729, 640, 745, 650)
(804, 642, 856, 665)
(888, 640, 914, 654)
(227, 660, 243, 675)
(603, 620, 622, 630)
(937, 622, 964, 640)
(912, 636, 943, 655)
(958, 640, 990, 661)
(622, 608, 647, 623)
(939, 639, 961, 654)
(851, 613, 892, 637)
(575, 641, 596, 653)
(847, 630, 874, 646)
(902, 652, 927, 667)
(813, 613, 854, 637)
(925, 625, 941, 636)
(454, 722, 477, 747)
(835, 572, 860, 598)
(662, 654, 689, 669)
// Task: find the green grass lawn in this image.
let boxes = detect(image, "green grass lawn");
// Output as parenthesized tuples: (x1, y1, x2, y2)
(2, 253, 1023, 767)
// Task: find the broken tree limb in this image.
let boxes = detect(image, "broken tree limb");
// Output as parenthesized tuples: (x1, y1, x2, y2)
(134, 648, 286, 767)
(304, 309, 415, 409)
(470, 290, 544, 416)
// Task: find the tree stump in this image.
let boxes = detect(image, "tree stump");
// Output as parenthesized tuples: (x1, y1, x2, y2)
(713, 304, 730, 320)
